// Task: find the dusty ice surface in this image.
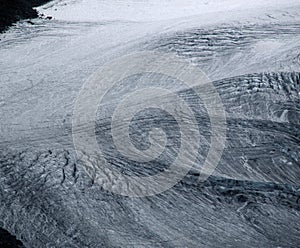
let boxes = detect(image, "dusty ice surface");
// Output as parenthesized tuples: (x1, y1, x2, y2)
(0, 0, 300, 247)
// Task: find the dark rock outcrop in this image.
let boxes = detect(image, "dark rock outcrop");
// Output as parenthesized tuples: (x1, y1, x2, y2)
(0, 227, 25, 248)
(0, 0, 51, 33)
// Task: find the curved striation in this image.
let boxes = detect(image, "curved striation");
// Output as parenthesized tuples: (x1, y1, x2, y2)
(0, 3, 299, 247)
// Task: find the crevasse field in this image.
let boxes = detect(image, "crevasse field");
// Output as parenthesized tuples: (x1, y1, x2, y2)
(0, 0, 300, 247)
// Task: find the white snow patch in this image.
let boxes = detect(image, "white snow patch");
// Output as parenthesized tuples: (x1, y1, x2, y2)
(38, 0, 300, 22)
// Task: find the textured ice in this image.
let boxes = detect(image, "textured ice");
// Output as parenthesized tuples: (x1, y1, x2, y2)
(0, 0, 299, 247)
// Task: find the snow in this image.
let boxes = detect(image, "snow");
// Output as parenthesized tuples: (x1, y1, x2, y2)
(39, 0, 300, 22)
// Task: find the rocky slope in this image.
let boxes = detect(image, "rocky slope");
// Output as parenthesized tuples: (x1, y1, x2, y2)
(0, 0, 50, 33)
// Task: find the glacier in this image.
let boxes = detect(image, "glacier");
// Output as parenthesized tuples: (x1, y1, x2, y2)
(0, 0, 299, 247)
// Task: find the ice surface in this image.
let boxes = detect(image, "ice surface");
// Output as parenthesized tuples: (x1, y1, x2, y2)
(0, 0, 299, 247)
(39, 0, 300, 22)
